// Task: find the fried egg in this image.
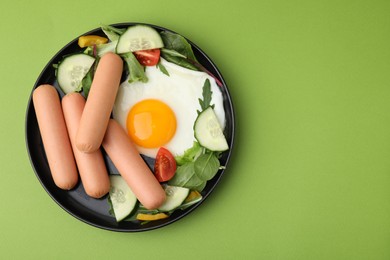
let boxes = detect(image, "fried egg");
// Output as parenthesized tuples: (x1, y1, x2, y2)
(112, 58, 225, 158)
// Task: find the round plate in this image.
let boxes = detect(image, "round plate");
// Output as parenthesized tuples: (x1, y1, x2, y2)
(25, 22, 235, 232)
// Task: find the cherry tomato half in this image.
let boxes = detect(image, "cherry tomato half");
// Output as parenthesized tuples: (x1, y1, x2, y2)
(134, 48, 161, 66)
(154, 147, 177, 182)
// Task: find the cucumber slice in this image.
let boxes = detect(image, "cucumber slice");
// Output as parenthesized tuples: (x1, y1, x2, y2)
(116, 25, 164, 54)
(109, 175, 137, 222)
(194, 107, 229, 151)
(57, 53, 95, 94)
(158, 185, 190, 212)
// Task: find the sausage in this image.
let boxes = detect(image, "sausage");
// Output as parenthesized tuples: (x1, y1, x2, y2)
(102, 119, 166, 210)
(32, 84, 78, 190)
(62, 93, 110, 198)
(75, 52, 123, 153)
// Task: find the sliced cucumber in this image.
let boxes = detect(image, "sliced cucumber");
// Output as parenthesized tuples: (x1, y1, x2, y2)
(109, 175, 137, 222)
(194, 107, 229, 151)
(57, 53, 95, 94)
(158, 185, 190, 212)
(116, 25, 164, 54)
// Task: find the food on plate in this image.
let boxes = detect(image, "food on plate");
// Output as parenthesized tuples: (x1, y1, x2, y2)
(36, 23, 230, 224)
(116, 24, 164, 53)
(76, 52, 123, 153)
(158, 185, 189, 212)
(56, 54, 96, 94)
(154, 147, 177, 182)
(62, 93, 110, 198)
(109, 175, 137, 222)
(194, 106, 229, 152)
(78, 35, 108, 48)
(32, 84, 78, 190)
(136, 212, 169, 221)
(102, 119, 166, 210)
(112, 58, 225, 159)
(134, 49, 161, 66)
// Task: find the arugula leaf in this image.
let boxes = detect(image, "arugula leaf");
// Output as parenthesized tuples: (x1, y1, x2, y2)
(121, 52, 148, 83)
(198, 79, 213, 113)
(156, 60, 170, 76)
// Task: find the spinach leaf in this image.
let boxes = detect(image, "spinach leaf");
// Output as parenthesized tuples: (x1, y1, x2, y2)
(121, 52, 148, 83)
(160, 31, 197, 60)
(160, 31, 199, 71)
(168, 162, 204, 189)
(193, 181, 207, 192)
(171, 151, 220, 191)
(194, 152, 220, 181)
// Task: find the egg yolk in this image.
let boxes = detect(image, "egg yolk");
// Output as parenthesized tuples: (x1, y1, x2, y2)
(126, 99, 177, 148)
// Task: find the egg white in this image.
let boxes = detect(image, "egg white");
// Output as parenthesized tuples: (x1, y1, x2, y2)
(112, 58, 225, 158)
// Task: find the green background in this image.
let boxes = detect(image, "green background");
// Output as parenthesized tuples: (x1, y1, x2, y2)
(1, 0, 389, 259)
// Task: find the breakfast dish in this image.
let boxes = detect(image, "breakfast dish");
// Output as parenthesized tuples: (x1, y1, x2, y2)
(25, 23, 235, 232)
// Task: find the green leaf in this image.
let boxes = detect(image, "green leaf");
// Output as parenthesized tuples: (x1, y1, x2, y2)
(96, 40, 118, 57)
(83, 46, 94, 56)
(193, 181, 207, 192)
(159, 31, 199, 71)
(175, 141, 203, 166)
(198, 79, 213, 113)
(194, 152, 220, 181)
(161, 48, 187, 59)
(80, 56, 99, 98)
(161, 52, 199, 71)
(121, 52, 148, 83)
(81, 67, 94, 98)
(100, 24, 125, 41)
(160, 31, 197, 61)
(156, 60, 170, 76)
(168, 162, 204, 189)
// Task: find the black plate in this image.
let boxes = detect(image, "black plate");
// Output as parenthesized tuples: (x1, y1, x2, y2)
(25, 22, 235, 232)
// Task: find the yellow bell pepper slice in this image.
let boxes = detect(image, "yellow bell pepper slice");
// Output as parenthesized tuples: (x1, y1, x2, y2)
(78, 35, 108, 48)
(136, 213, 169, 221)
(184, 190, 201, 203)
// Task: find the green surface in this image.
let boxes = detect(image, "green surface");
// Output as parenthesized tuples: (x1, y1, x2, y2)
(1, 0, 390, 259)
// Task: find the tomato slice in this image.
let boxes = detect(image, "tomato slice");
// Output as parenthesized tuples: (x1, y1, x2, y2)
(134, 48, 161, 66)
(154, 147, 177, 182)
